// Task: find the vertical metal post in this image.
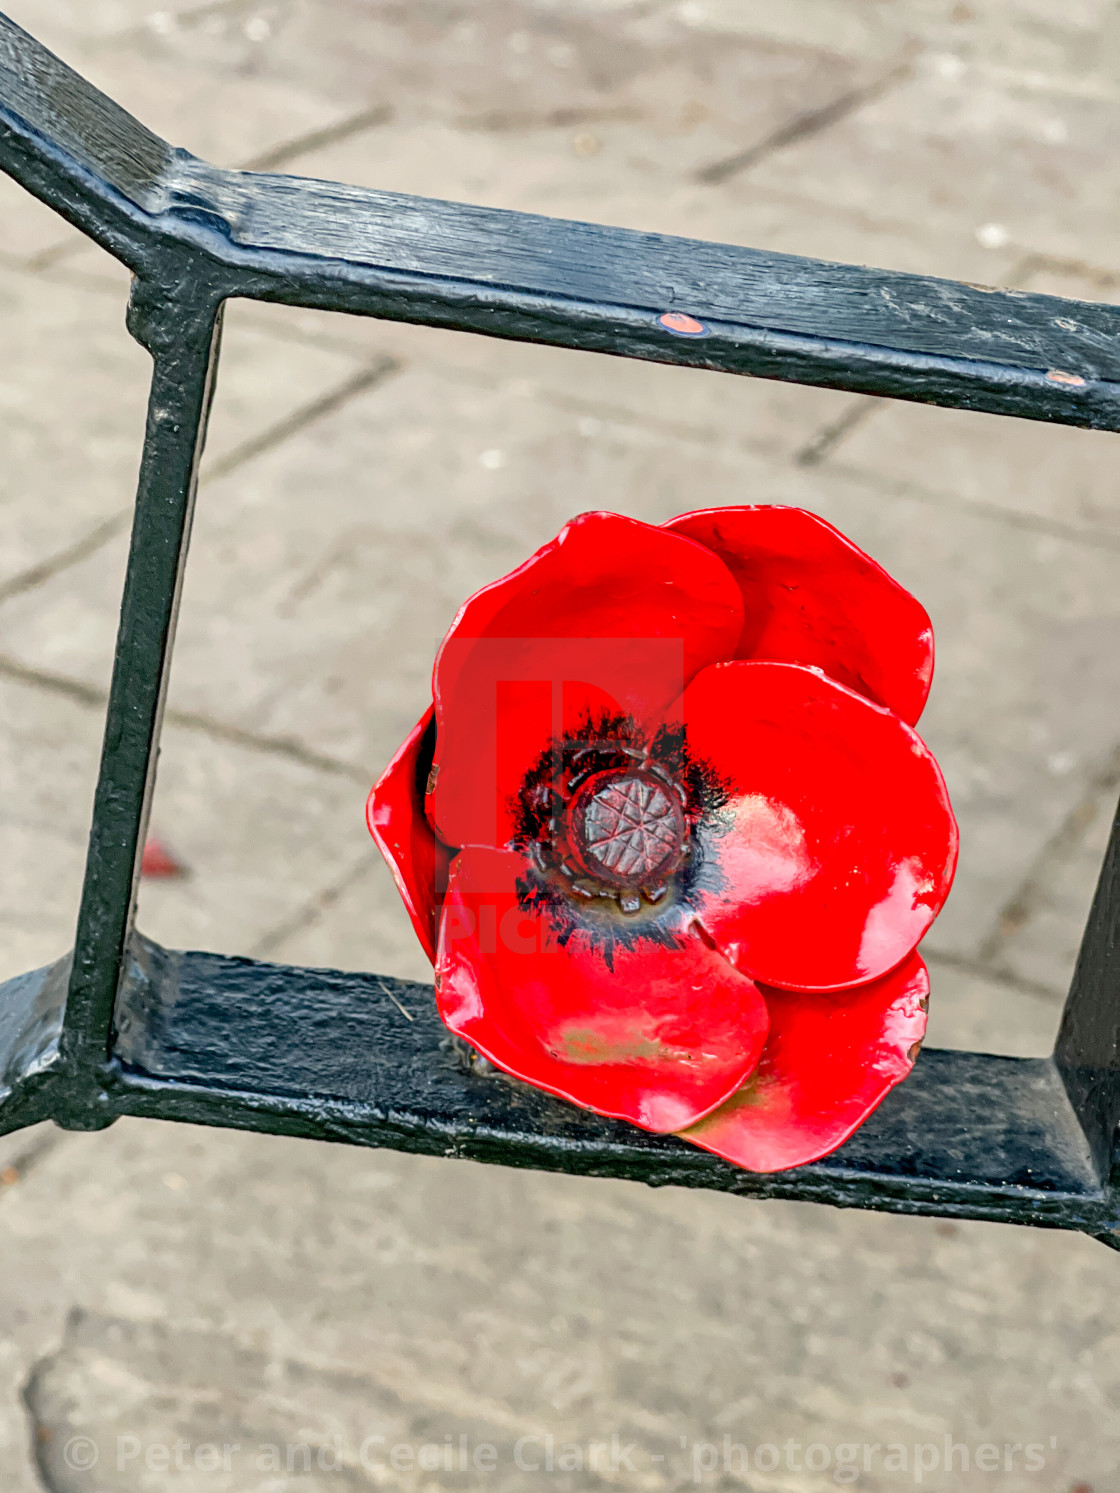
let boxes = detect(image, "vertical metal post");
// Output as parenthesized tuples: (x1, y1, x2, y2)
(58, 275, 223, 1120)
(1055, 796, 1120, 1181)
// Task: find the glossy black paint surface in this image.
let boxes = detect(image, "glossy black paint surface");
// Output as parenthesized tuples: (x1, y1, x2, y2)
(3, 8, 1120, 1244)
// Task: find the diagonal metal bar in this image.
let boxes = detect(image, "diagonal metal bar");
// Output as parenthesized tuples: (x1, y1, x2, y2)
(58, 280, 223, 1116)
(1056, 797, 1120, 1180)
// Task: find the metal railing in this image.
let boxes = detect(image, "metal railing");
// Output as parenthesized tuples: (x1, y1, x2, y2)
(2, 9, 1120, 1245)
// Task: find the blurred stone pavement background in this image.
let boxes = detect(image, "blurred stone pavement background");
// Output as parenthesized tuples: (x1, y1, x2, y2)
(3, 0, 1120, 1488)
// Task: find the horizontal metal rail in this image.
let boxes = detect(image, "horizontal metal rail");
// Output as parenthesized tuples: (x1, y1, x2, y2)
(3, 8, 1120, 1245)
(0, 937, 1113, 1241)
(4, 14, 1120, 428)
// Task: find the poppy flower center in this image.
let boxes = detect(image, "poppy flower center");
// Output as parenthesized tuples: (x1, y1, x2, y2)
(519, 733, 702, 917)
(568, 769, 687, 891)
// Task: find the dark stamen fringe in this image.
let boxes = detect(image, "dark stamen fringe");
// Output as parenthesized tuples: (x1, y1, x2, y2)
(509, 707, 735, 965)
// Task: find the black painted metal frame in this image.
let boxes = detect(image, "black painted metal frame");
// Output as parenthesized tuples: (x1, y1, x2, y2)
(3, 11, 1120, 1247)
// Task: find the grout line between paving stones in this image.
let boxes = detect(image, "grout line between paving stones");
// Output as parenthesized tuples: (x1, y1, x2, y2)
(538, 386, 793, 460)
(0, 355, 403, 614)
(976, 747, 1120, 968)
(0, 1126, 68, 1200)
(0, 653, 105, 711)
(241, 104, 395, 172)
(695, 52, 916, 186)
(539, 378, 1120, 557)
(1004, 249, 1120, 294)
(117, 0, 259, 40)
(23, 234, 87, 273)
(923, 947, 1065, 1006)
(162, 705, 371, 782)
(215, 313, 387, 361)
(0, 651, 370, 783)
(458, 103, 642, 133)
(0, 510, 132, 607)
(827, 455, 1120, 553)
(795, 396, 884, 466)
(18, 261, 130, 293)
(202, 353, 400, 481)
(249, 851, 380, 961)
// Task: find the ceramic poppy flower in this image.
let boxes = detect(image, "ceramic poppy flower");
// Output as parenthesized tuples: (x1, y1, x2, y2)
(367, 507, 958, 1171)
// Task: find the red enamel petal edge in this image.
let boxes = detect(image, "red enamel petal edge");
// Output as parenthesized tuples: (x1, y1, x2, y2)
(679, 954, 929, 1172)
(665, 506, 934, 725)
(436, 847, 769, 1133)
(366, 708, 454, 964)
(682, 661, 958, 992)
(429, 511, 744, 850)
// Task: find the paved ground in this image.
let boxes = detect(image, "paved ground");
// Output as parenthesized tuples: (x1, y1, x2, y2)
(2, 0, 1120, 1488)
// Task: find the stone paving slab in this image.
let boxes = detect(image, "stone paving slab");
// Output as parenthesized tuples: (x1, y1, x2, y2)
(4, 349, 1117, 965)
(819, 254, 1120, 545)
(994, 773, 1118, 998)
(0, 676, 101, 984)
(4, 0, 1120, 1488)
(0, 349, 853, 759)
(0, 269, 150, 594)
(2, 1, 359, 274)
(255, 849, 423, 979)
(0, 1111, 1116, 1493)
(222, 297, 856, 474)
(0, 177, 77, 266)
(661, 0, 912, 61)
(0, 279, 371, 609)
(0, 666, 375, 983)
(830, 399, 1120, 539)
(4, 0, 206, 48)
(128, 0, 876, 143)
(747, 47, 1120, 274)
(202, 320, 373, 473)
(133, 725, 373, 966)
(39, 44, 346, 171)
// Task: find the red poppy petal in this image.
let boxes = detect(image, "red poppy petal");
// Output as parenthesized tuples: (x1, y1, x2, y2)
(436, 846, 769, 1133)
(664, 506, 934, 725)
(683, 661, 957, 991)
(679, 954, 929, 1172)
(140, 835, 186, 879)
(366, 709, 454, 964)
(429, 512, 744, 849)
